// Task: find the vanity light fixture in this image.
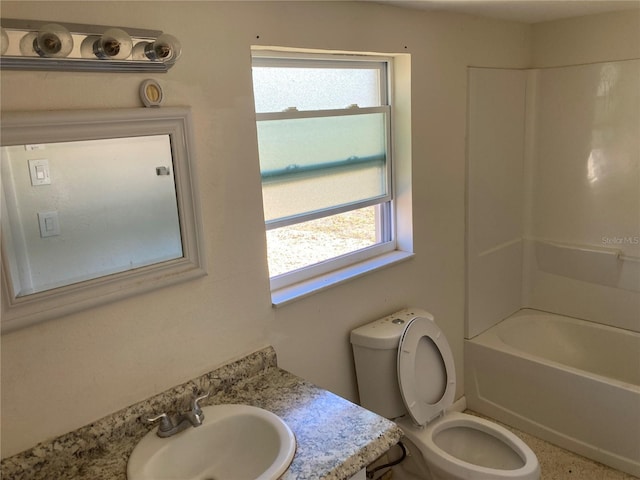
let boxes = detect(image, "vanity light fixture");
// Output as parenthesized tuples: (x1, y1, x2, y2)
(0, 19, 181, 72)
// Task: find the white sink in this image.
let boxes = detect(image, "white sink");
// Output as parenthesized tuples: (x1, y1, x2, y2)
(127, 404, 296, 480)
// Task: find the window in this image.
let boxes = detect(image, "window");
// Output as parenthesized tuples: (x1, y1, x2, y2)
(252, 51, 410, 302)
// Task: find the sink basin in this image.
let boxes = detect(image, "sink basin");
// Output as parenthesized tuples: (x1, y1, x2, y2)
(127, 404, 296, 480)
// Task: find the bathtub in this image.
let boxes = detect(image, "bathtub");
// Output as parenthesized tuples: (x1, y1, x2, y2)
(465, 309, 640, 477)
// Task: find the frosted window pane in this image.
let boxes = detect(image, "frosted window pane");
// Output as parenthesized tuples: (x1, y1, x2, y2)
(257, 113, 386, 171)
(253, 67, 381, 112)
(262, 166, 386, 222)
(257, 113, 388, 222)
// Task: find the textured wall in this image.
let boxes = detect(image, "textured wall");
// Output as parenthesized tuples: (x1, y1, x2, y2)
(0, 1, 530, 458)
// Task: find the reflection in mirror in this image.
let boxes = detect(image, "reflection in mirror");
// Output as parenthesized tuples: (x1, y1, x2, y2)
(2, 135, 183, 296)
(1, 108, 206, 333)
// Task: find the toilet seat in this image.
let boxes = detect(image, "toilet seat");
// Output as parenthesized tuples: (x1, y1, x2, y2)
(397, 316, 456, 425)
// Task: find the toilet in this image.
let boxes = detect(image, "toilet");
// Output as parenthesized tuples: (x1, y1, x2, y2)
(350, 308, 540, 480)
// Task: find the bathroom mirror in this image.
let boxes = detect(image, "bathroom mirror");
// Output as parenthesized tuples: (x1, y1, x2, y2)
(1, 107, 206, 333)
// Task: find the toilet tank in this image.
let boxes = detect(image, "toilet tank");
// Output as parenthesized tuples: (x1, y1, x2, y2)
(350, 308, 432, 419)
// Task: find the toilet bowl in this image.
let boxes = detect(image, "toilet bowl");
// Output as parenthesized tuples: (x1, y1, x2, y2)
(350, 308, 540, 480)
(396, 413, 539, 479)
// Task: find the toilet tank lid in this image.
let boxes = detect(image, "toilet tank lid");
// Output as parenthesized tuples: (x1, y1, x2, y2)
(350, 308, 434, 350)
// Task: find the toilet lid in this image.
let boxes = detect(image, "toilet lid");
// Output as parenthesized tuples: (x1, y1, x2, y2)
(397, 316, 456, 426)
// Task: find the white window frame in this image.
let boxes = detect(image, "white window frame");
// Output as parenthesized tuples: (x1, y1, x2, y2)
(252, 50, 413, 304)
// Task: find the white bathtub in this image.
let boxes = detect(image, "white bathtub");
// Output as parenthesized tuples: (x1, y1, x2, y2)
(465, 309, 640, 477)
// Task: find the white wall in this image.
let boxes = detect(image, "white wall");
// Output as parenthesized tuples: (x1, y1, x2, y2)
(531, 10, 640, 68)
(0, 1, 531, 458)
(468, 60, 640, 337)
(466, 10, 640, 338)
(524, 59, 640, 330)
(466, 68, 527, 337)
(527, 11, 640, 331)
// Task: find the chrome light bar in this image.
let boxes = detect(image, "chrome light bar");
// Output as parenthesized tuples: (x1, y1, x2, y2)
(0, 19, 181, 73)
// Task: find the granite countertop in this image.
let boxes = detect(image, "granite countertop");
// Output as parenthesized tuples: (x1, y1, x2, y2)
(1, 347, 402, 480)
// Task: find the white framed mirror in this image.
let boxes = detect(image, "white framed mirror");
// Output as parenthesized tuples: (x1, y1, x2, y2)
(1, 107, 206, 333)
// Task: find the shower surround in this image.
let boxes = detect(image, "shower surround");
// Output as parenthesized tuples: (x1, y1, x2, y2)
(465, 59, 640, 476)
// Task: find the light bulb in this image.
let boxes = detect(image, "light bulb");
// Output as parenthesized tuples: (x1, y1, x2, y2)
(82, 28, 132, 60)
(132, 41, 151, 61)
(33, 23, 73, 58)
(19, 32, 38, 57)
(133, 34, 181, 64)
(0, 27, 9, 56)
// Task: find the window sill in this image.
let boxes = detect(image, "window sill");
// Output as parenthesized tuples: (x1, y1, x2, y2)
(270, 250, 414, 307)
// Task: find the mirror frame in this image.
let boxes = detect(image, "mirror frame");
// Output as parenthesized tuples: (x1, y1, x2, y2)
(1, 107, 207, 333)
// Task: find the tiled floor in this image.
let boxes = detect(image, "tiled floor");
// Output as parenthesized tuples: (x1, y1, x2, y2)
(387, 413, 638, 480)
(504, 422, 638, 480)
(474, 412, 638, 480)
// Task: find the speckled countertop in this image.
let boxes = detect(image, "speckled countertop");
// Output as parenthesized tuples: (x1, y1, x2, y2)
(1, 347, 402, 480)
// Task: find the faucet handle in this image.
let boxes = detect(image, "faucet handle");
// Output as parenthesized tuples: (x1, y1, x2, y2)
(145, 412, 174, 434)
(191, 391, 210, 413)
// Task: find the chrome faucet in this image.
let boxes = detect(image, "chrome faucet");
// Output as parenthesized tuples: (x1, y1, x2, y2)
(145, 392, 210, 438)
